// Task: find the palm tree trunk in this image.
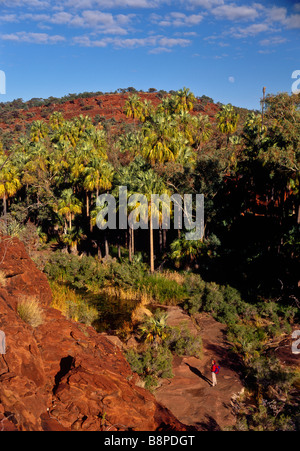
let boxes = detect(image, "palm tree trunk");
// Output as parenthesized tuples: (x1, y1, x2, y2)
(86, 191, 90, 218)
(132, 229, 135, 257)
(129, 228, 132, 262)
(159, 225, 163, 253)
(150, 204, 154, 273)
(163, 229, 167, 249)
(2, 193, 7, 217)
(98, 242, 102, 259)
(104, 233, 109, 257)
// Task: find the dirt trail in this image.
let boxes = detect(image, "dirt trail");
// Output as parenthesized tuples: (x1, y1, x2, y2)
(155, 307, 244, 431)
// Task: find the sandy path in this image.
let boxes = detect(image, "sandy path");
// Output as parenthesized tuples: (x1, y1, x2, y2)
(155, 308, 244, 431)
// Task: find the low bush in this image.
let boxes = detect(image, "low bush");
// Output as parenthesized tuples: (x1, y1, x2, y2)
(50, 281, 98, 326)
(140, 274, 187, 305)
(126, 346, 174, 390)
(165, 324, 202, 359)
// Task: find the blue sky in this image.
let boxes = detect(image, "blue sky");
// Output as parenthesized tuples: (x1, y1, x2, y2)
(0, 0, 299, 109)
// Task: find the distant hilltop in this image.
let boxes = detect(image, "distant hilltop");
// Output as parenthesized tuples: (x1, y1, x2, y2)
(0, 88, 251, 150)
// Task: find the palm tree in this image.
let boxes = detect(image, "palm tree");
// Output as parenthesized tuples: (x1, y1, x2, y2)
(216, 104, 240, 146)
(73, 115, 94, 137)
(84, 158, 114, 221)
(193, 115, 212, 151)
(141, 114, 177, 164)
(0, 160, 22, 217)
(49, 112, 65, 131)
(174, 87, 196, 114)
(139, 312, 169, 346)
(30, 120, 49, 143)
(56, 188, 82, 232)
(141, 99, 154, 122)
(138, 169, 170, 273)
(170, 234, 203, 269)
(124, 94, 143, 127)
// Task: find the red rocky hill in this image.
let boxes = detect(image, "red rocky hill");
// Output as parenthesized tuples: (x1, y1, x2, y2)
(0, 92, 219, 134)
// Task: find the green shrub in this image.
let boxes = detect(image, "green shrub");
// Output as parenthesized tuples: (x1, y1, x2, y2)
(126, 346, 174, 390)
(166, 324, 202, 359)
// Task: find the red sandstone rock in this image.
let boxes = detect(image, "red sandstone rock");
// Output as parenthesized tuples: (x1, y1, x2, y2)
(0, 236, 186, 431)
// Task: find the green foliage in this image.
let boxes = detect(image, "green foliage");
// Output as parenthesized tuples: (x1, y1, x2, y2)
(183, 274, 255, 325)
(165, 324, 202, 359)
(50, 281, 98, 326)
(126, 346, 174, 390)
(140, 274, 187, 305)
(138, 311, 169, 344)
(45, 252, 105, 290)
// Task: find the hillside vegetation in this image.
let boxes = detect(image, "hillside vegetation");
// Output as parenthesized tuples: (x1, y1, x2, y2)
(0, 87, 299, 430)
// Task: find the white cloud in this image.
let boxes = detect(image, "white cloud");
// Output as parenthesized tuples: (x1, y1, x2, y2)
(0, 0, 49, 7)
(264, 5, 300, 29)
(230, 22, 270, 38)
(0, 14, 19, 22)
(284, 14, 300, 29)
(148, 46, 172, 54)
(259, 36, 287, 46)
(64, 0, 163, 8)
(0, 31, 65, 44)
(184, 0, 224, 10)
(212, 4, 260, 21)
(159, 37, 191, 47)
(153, 11, 204, 27)
(72, 34, 191, 50)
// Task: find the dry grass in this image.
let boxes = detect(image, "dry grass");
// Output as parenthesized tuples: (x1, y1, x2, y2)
(50, 281, 98, 326)
(160, 270, 186, 285)
(17, 296, 44, 328)
(100, 286, 153, 305)
(131, 304, 153, 325)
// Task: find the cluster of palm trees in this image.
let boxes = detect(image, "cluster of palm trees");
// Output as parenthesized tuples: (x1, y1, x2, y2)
(0, 88, 243, 272)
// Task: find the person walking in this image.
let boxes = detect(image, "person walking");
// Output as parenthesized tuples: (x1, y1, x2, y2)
(211, 360, 220, 387)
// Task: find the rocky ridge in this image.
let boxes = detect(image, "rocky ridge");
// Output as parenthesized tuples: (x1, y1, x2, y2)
(0, 236, 186, 431)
